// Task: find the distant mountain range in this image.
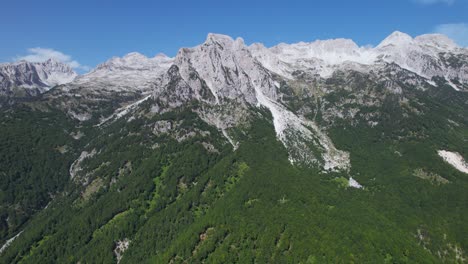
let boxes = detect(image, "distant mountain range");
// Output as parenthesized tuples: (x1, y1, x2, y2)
(1, 31, 466, 98)
(0, 59, 76, 97)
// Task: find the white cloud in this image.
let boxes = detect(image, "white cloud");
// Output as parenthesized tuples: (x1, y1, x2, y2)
(14, 48, 90, 71)
(414, 0, 455, 4)
(434, 23, 468, 47)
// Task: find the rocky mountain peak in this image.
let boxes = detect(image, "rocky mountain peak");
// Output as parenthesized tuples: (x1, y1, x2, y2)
(206, 33, 234, 44)
(377, 31, 413, 48)
(170, 33, 276, 105)
(43, 57, 64, 66)
(122, 52, 148, 61)
(202, 33, 246, 52)
(0, 59, 77, 96)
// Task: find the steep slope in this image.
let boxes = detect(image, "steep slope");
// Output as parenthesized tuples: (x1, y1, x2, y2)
(147, 33, 350, 170)
(154, 33, 277, 105)
(0, 106, 82, 244)
(1, 94, 466, 263)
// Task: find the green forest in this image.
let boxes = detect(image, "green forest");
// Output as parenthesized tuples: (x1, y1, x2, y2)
(0, 83, 467, 263)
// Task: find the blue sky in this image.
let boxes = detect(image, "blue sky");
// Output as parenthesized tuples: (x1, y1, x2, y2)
(1, 0, 467, 72)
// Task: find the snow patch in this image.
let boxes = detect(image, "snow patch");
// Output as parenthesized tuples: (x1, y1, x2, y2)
(438, 150, 468, 174)
(222, 129, 238, 150)
(98, 95, 151, 126)
(446, 79, 460, 91)
(68, 111, 92, 122)
(349, 177, 363, 189)
(0, 231, 23, 254)
(426, 79, 437, 86)
(69, 149, 97, 179)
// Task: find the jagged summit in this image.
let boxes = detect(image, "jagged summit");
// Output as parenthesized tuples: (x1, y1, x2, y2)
(170, 33, 276, 105)
(249, 31, 467, 86)
(377, 31, 460, 51)
(43, 57, 65, 65)
(203, 33, 246, 51)
(206, 33, 235, 44)
(377, 31, 413, 48)
(2, 31, 466, 99)
(156, 33, 351, 170)
(0, 59, 77, 95)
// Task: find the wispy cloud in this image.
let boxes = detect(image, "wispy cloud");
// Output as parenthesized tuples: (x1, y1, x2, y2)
(14, 48, 90, 71)
(434, 23, 468, 47)
(413, 0, 455, 5)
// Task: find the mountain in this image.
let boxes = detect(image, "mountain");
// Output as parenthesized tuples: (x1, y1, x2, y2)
(0, 59, 77, 98)
(250, 31, 468, 91)
(156, 33, 350, 170)
(0, 32, 467, 263)
(40, 52, 174, 121)
(73, 52, 173, 92)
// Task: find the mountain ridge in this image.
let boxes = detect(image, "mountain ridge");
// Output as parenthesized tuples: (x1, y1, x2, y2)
(0, 59, 77, 97)
(1, 31, 466, 98)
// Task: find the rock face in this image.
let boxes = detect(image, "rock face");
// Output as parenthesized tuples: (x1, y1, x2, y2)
(249, 31, 468, 91)
(147, 33, 352, 171)
(140, 31, 467, 171)
(0, 59, 77, 97)
(153, 33, 277, 107)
